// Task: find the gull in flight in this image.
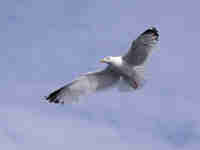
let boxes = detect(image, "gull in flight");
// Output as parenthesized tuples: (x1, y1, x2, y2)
(45, 27, 159, 104)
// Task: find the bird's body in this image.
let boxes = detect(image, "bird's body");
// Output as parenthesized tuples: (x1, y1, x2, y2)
(45, 27, 159, 104)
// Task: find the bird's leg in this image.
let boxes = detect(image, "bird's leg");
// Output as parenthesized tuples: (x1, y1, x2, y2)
(132, 81, 138, 89)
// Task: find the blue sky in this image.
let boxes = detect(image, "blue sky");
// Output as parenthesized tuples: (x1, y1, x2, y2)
(1, 0, 200, 149)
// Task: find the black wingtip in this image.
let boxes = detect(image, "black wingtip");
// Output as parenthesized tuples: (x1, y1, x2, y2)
(44, 95, 64, 104)
(45, 87, 65, 104)
(142, 27, 159, 39)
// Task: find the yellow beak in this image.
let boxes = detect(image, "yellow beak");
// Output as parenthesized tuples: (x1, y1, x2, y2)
(100, 58, 106, 63)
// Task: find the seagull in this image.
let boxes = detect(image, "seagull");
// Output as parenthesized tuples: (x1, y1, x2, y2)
(45, 27, 159, 104)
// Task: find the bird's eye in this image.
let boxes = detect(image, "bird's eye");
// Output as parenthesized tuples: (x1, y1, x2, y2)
(106, 57, 111, 60)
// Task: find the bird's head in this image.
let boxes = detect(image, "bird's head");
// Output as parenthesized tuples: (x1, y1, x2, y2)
(100, 56, 112, 64)
(100, 56, 123, 66)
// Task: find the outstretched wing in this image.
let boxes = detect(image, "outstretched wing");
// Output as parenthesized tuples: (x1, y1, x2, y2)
(123, 27, 159, 66)
(45, 66, 120, 104)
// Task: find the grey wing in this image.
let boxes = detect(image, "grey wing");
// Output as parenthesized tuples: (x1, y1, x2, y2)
(123, 27, 159, 66)
(45, 66, 120, 104)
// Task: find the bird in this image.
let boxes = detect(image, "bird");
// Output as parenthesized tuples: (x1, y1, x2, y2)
(45, 27, 159, 104)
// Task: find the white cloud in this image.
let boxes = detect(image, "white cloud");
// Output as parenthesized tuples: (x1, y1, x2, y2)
(0, 105, 133, 150)
(2, 87, 200, 150)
